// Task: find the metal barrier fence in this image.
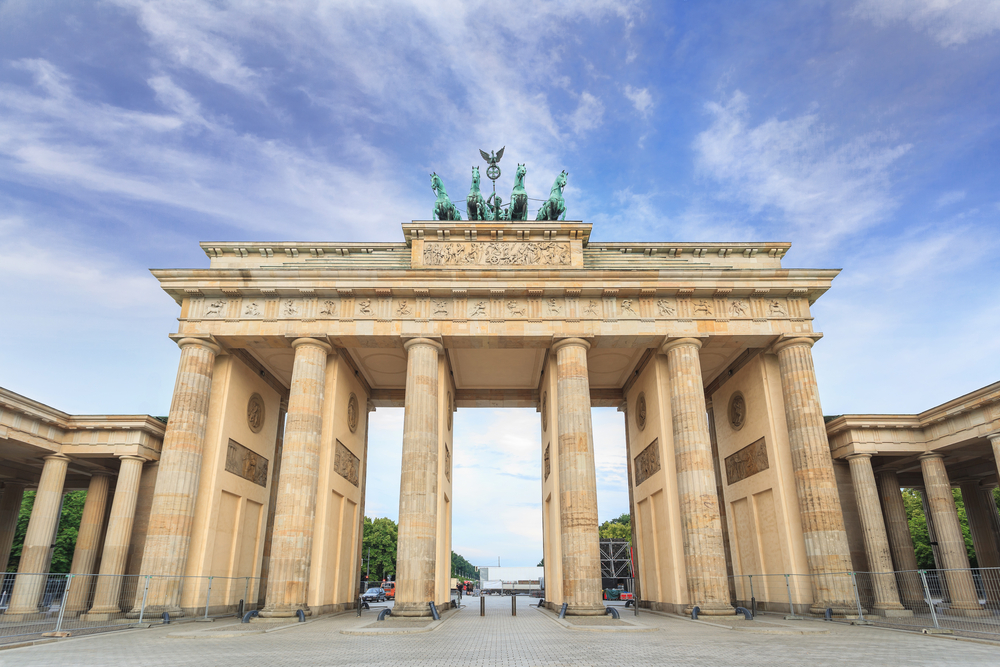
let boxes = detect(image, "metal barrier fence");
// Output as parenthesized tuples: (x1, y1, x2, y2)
(0, 572, 260, 642)
(731, 567, 1000, 639)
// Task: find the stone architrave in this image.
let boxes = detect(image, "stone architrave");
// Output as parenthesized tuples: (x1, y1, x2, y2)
(64, 473, 112, 614)
(0, 482, 26, 570)
(260, 338, 332, 618)
(845, 455, 909, 616)
(84, 456, 146, 619)
(130, 337, 220, 617)
(394, 338, 442, 617)
(661, 338, 733, 615)
(919, 454, 988, 616)
(772, 337, 855, 614)
(874, 471, 926, 607)
(6, 454, 70, 617)
(552, 338, 604, 616)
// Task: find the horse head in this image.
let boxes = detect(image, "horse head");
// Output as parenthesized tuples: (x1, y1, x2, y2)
(430, 172, 445, 196)
(555, 170, 567, 191)
(471, 166, 480, 188)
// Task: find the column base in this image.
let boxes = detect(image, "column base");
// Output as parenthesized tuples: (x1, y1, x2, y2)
(0, 611, 46, 622)
(125, 604, 183, 619)
(686, 602, 734, 617)
(871, 606, 914, 618)
(391, 603, 433, 617)
(809, 602, 864, 617)
(564, 604, 608, 617)
(79, 610, 123, 622)
(943, 605, 991, 618)
(258, 604, 311, 618)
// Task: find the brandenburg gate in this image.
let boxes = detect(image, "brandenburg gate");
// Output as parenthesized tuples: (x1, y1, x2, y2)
(117, 197, 860, 618)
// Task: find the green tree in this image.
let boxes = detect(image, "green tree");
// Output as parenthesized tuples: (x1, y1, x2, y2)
(7, 490, 87, 573)
(598, 513, 631, 540)
(361, 516, 397, 581)
(451, 551, 477, 579)
(902, 487, 977, 569)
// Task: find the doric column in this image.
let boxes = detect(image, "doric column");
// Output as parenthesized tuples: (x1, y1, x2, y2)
(6, 454, 70, 616)
(257, 398, 289, 607)
(661, 338, 733, 615)
(0, 482, 26, 571)
(394, 338, 442, 617)
(84, 456, 146, 619)
(129, 338, 219, 616)
(552, 338, 603, 615)
(990, 434, 1000, 487)
(919, 454, 987, 616)
(846, 455, 908, 615)
(874, 471, 925, 606)
(772, 337, 855, 614)
(260, 338, 331, 618)
(959, 481, 1000, 607)
(64, 473, 111, 613)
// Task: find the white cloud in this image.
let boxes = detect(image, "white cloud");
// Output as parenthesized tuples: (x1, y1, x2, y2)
(624, 85, 653, 116)
(693, 91, 911, 249)
(567, 92, 605, 135)
(935, 189, 966, 207)
(851, 0, 1000, 46)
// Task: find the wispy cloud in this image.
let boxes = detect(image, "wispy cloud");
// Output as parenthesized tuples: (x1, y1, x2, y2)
(693, 91, 911, 250)
(624, 85, 653, 117)
(567, 92, 605, 135)
(851, 0, 1000, 46)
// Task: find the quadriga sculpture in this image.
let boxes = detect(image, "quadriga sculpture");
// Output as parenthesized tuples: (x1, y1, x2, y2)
(430, 172, 461, 220)
(467, 166, 490, 220)
(536, 170, 568, 221)
(509, 163, 528, 221)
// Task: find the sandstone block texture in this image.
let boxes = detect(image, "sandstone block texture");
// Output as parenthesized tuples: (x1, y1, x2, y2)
(875, 470, 926, 608)
(64, 473, 111, 614)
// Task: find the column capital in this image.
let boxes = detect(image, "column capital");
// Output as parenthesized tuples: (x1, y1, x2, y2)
(118, 455, 147, 464)
(174, 336, 221, 355)
(659, 337, 703, 354)
(987, 432, 1000, 444)
(42, 453, 71, 463)
(90, 470, 114, 478)
(290, 337, 333, 354)
(846, 453, 873, 462)
(402, 337, 444, 353)
(918, 452, 945, 462)
(551, 337, 591, 353)
(770, 335, 822, 355)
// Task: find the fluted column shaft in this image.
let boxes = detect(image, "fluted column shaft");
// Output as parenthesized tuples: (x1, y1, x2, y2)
(0, 482, 26, 571)
(959, 481, 1000, 607)
(64, 473, 111, 612)
(990, 434, 1000, 490)
(552, 338, 603, 615)
(260, 339, 331, 617)
(661, 338, 732, 614)
(85, 456, 145, 617)
(875, 471, 925, 605)
(846, 455, 906, 613)
(132, 338, 219, 615)
(919, 454, 986, 615)
(258, 398, 289, 607)
(7, 454, 70, 615)
(773, 338, 854, 613)
(394, 338, 442, 616)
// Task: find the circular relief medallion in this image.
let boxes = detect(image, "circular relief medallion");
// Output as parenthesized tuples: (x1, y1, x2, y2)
(728, 392, 746, 431)
(447, 392, 454, 431)
(247, 393, 265, 433)
(347, 393, 359, 433)
(635, 392, 647, 431)
(541, 392, 548, 432)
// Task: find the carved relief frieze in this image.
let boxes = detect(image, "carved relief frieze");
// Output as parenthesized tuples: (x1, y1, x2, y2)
(422, 241, 570, 266)
(634, 438, 660, 487)
(544, 443, 551, 481)
(656, 299, 676, 316)
(319, 299, 338, 316)
(469, 300, 488, 318)
(583, 299, 601, 317)
(243, 299, 262, 317)
(247, 393, 265, 433)
(728, 299, 749, 317)
(347, 392, 359, 433)
(725, 437, 769, 485)
(282, 299, 298, 317)
(620, 299, 638, 317)
(334, 440, 360, 487)
(204, 299, 227, 317)
(445, 444, 451, 482)
(225, 439, 269, 487)
(357, 298, 374, 317)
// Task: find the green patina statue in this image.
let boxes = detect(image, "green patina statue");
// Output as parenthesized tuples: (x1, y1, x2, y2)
(488, 192, 509, 221)
(466, 166, 490, 220)
(536, 170, 568, 221)
(509, 163, 528, 221)
(430, 172, 461, 220)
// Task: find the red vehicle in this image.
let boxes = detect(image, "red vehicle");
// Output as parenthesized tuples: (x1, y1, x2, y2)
(382, 581, 395, 599)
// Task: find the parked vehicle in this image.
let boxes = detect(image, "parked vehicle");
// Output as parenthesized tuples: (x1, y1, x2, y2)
(382, 581, 395, 599)
(362, 587, 386, 602)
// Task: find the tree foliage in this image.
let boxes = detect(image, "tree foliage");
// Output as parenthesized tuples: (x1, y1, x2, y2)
(451, 551, 477, 579)
(599, 513, 631, 540)
(7, 490, 87, 573)
(901, 487, 977, 569)
(361, 516, 397, 581)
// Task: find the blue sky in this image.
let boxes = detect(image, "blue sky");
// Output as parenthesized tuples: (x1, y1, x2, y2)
(1, 0, 998, 567)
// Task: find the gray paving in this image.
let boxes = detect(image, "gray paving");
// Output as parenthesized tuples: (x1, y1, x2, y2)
(0, 596, 997, 666)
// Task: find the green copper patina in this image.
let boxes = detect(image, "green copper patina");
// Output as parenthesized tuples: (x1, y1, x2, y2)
(488, 192, 509, 220)
(536, 170, 568, 221)
(430, 172, 461, 220)
(509, 163, 528, 221)
(466, 166, 490, 220)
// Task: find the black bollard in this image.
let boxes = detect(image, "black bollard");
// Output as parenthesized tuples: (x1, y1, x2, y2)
(512, 594, 516, 616)
(480, 595, 485, 617)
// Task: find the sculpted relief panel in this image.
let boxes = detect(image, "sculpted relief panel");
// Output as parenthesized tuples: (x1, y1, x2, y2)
(724, 438, 769, 485)
(334, 440, 360, 487)
(634, 438, 661, 487)
(225, 439, 269, 487)
(422, 241, 570, 266)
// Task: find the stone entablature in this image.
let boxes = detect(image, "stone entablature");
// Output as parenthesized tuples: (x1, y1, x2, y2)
(827, 381, 1000, 458)
(0, 386, 164, 462)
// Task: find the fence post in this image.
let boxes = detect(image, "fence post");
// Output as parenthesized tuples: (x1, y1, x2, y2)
(919, 570, 939, 629)
(54, 574, 71, 633)
(784, 574, 796, 618)
(204, 576, 213, 619)
(748, 575, 755, 617)
(849, 572, 865, 621)
(138, 576, 151, 624)
(244, 578, 250, 613)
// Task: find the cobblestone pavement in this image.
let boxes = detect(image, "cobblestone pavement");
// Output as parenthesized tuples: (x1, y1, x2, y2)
(1, 596, 997, 666)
